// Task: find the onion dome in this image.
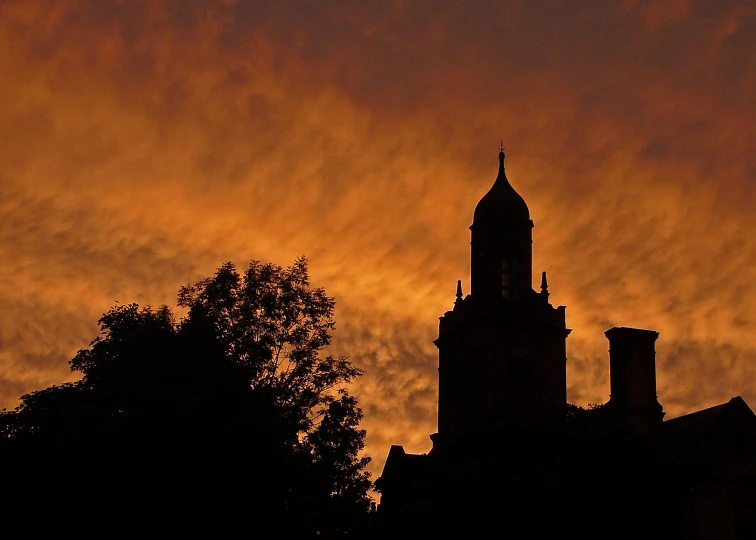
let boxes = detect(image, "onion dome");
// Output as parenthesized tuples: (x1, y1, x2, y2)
(473, 148, 529, 223)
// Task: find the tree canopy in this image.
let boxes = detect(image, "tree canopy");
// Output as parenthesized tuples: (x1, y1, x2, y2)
(0, 258, 372, 534)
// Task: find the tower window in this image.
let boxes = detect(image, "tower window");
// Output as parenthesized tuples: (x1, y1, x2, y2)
(501, 258, 511, 299)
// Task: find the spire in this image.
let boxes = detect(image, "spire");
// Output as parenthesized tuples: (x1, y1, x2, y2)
(470, 146, 533, 299)
(456, 279, 463, 299)
(540, 271, 548, 292)
(473, 145, 528, 223)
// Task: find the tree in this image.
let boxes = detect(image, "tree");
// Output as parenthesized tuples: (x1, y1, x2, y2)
(565, 402, 609, 436)
(0, 258, 372, 535)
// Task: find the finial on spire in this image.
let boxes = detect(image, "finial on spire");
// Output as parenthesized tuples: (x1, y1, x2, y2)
(541, 271, 549, 292)
(498, 141, 505, 170)
(456, 280, 463, 300)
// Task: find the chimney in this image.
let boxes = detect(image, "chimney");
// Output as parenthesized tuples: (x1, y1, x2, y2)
(605, 327, 665, 434)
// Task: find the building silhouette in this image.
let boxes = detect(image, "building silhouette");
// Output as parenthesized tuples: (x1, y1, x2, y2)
(375, 149, 756, 539)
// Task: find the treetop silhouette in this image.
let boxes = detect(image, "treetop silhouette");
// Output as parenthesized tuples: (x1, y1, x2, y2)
(0, 257, 372, 535)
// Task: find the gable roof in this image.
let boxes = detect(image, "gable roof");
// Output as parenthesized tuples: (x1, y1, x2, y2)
(662, 396, 754, 434)
(649, 396, 756, 476)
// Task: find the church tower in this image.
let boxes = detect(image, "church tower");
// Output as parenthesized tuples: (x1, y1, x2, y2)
(434, 148, 570, 445)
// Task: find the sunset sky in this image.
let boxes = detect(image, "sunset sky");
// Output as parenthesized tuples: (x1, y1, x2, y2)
(2, 0, 755, 478)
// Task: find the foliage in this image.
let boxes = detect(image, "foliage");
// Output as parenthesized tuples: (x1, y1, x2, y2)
(565, 402, 610, 436)
(0, 258, 372, 534)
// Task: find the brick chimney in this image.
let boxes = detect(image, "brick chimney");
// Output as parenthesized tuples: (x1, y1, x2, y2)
(605, 327, 665, 434)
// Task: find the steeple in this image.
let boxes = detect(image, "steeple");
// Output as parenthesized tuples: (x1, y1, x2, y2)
(470, 147, 534, 301)
(433, 144, 570, 441)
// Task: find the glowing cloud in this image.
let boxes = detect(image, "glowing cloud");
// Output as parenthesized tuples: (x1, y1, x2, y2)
(1, 0, 755, 477)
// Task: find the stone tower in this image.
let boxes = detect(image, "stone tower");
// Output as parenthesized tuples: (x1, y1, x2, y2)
(433, 148, 571, 445)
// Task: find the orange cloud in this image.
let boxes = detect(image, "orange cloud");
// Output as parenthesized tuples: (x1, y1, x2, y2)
(1, 0, 755, 479)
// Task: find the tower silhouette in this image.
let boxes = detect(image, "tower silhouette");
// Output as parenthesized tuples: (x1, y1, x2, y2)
(435, 148, 570, 446)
